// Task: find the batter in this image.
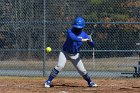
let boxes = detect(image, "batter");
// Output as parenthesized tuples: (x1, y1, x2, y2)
(45, 17, 97, 88)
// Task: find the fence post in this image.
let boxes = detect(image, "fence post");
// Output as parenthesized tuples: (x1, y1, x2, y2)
(43, 0, 46, 77)
(138, 61, 140, 74)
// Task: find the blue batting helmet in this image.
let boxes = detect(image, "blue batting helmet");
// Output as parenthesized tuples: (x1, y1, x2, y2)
(73, 17, 85, 29)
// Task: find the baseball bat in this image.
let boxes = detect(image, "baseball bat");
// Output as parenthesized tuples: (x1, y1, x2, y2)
(90, 23, 97, 36)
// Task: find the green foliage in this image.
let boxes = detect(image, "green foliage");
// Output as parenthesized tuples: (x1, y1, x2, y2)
(83, 13, 98, 21)
(88, 0, 104, 5)
(91, 13, 98, 20)
(113, 14, 129, 19)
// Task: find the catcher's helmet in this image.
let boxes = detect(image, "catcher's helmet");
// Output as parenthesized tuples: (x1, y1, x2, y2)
(73, 17, 85, 29)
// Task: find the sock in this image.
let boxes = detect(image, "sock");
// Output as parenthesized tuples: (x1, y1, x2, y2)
(47, 68, 59, 82)
(83, 73, 92, 83)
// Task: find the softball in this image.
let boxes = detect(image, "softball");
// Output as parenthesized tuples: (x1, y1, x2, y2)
(45, 47, 52, 53)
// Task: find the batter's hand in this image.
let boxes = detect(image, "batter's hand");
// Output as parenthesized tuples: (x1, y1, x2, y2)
(87, 35, 93, 42)
(82, 38, 90, 42)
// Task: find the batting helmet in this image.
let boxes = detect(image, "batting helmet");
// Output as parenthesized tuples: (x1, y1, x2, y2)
(73, 17, 85, 29)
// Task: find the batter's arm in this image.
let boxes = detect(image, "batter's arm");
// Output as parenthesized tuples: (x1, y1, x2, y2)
(68, 31, 89, 42)
(87, 40, 95, 47)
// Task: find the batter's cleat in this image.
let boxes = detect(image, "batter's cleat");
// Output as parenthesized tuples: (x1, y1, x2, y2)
(88, 82, 98, 87)
(45, 80, 51, 88)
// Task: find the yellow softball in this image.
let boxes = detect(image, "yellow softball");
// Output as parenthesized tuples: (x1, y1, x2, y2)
(45, 47, 52, 53)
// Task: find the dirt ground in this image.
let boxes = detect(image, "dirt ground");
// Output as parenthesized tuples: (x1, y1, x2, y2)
(0, 77, 139, 93)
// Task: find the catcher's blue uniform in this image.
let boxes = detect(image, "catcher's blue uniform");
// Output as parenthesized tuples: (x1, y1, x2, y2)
(63, 28, 95, 54)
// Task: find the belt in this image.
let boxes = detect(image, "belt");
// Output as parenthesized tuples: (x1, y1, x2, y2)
(62, 50, 78, 56)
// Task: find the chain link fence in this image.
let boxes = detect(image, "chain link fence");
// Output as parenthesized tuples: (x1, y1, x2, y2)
(0, 0, 140, 77)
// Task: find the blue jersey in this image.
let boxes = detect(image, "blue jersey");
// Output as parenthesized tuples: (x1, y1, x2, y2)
(63, 28, 95, 54)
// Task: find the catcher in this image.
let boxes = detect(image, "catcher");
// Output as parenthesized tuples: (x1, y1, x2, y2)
(45, 17, 97, 88)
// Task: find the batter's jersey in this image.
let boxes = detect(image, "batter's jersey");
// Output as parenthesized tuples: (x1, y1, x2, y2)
(63, 28, 95, 54)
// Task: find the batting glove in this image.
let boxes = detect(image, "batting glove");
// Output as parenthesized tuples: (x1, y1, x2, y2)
(88, 35, 93, 42)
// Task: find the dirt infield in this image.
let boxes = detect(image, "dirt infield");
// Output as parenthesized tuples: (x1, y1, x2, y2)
(0, 77, 139, 93)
